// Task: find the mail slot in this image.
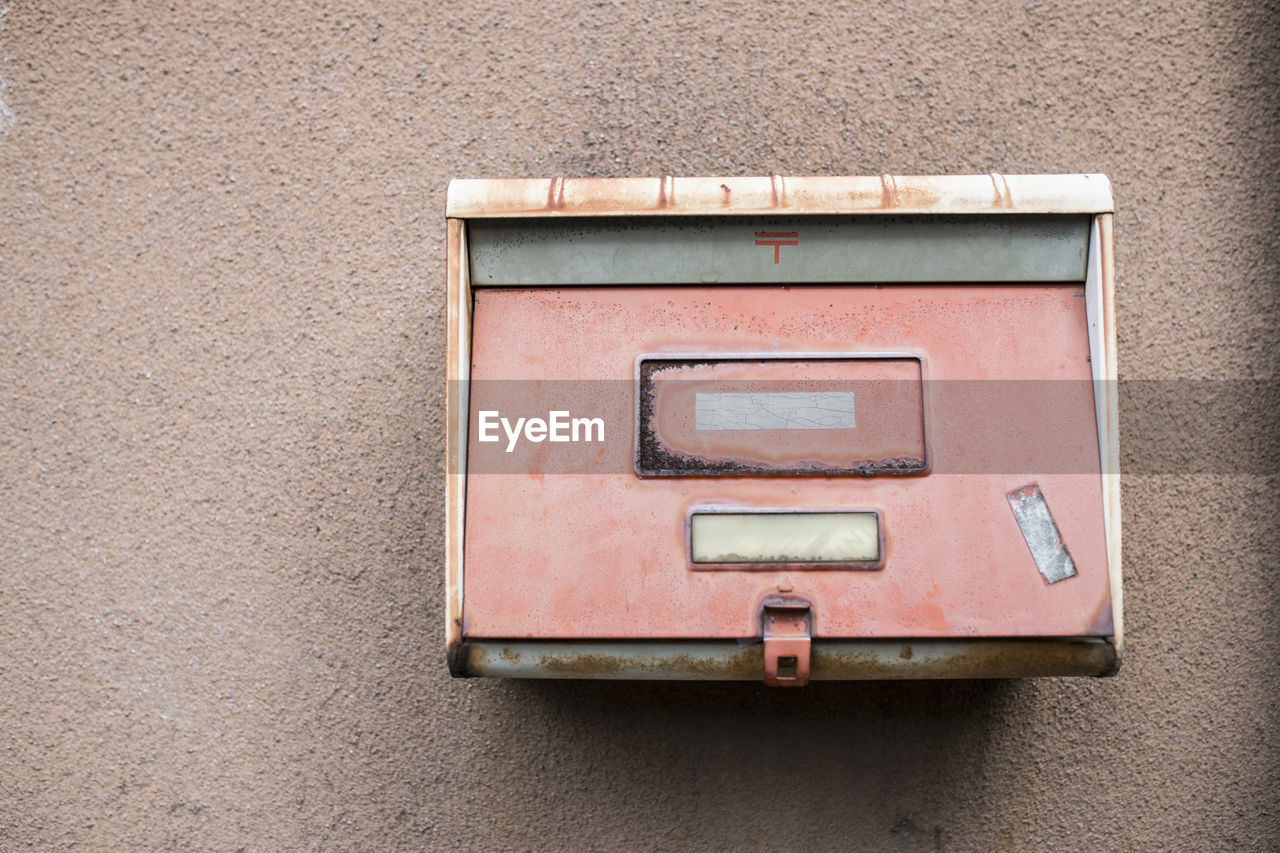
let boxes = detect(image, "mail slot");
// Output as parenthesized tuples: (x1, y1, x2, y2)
(446, 174, 1121, 684)
(638, 356, 926, 476)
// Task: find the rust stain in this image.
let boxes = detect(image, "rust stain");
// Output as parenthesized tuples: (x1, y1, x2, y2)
(890, 178, 942, 211)
(811, 639, 1116, 679)
(462, 639, 1117, 679)
(448, 175, 1113, 218)
(546, 175, 567, 210)
(656, 175, 673, 209)
(879, 173, 899, 209)
(446, 639, 472, 677)
(532, 648, 764, 679)
(770, 174, 786, 208)
(989, 172, 1012, 209)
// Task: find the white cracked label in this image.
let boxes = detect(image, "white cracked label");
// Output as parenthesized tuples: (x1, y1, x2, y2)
(1008, 485, 1077, 584)
(694, 391, 856, 431)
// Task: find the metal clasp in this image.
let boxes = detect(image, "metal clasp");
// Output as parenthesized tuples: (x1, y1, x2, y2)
(762, 598, 812, 686)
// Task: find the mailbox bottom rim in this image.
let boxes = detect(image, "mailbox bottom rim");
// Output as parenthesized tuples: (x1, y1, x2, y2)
(454, 637, 1118, 680)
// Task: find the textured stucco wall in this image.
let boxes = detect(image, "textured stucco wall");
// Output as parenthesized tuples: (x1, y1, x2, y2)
(1, 2, 1277, 850)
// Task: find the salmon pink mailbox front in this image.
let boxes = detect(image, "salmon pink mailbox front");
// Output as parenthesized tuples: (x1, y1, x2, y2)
(446, 175, 1120, 685)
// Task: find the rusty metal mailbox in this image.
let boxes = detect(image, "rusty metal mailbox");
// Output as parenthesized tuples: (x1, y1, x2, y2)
(446, 175, 1120, 684)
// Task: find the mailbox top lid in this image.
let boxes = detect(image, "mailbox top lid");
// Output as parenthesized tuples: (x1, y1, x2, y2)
(445, 173, 1113, 219)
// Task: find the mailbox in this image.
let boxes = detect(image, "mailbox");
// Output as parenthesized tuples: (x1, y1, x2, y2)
(446, 175, 1120, 684)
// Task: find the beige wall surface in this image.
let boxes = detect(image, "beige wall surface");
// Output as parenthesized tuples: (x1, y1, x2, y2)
(1, 1, 1276, 850)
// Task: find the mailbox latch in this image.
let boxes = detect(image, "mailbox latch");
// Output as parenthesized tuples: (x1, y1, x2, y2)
(762, 599, 813, 687)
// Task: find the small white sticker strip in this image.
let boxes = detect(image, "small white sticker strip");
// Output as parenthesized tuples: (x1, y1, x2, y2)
(1008, 484, 1077, 584)
(694, 391, 856, 431)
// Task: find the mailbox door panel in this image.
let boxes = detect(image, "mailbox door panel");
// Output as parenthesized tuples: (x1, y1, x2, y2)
(463, 285, 1111, 640)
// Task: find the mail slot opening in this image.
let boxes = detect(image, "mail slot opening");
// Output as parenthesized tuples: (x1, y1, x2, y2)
(637, 356, 927, 477)
(689, 511, 882, 566)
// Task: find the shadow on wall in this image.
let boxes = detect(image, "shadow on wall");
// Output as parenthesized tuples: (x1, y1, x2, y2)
(508, 672, 1015, 719)
(461, 676, 1044, 848)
